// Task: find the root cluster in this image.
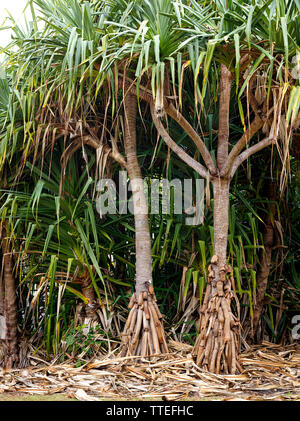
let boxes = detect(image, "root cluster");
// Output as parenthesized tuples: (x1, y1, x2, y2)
(193, 257, 242, 374)
(120, 290, 169, 357)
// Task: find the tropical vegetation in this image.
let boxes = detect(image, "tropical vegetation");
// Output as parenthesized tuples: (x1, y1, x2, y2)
(0, 0, 299, 375)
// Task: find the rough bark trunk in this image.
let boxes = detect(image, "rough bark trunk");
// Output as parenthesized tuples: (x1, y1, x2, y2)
(252, 180, 276, 340)
(1, 222, 19, 368)
(0, 257, 4, 316)
(120, 93, 168, 357)
(193, 178, 241, 373)
(212, 179, 230, 293)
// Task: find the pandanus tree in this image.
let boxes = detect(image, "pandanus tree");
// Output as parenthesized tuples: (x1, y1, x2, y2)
(91, 0, 300, 372)
(172, 1, 300, 372)
(0, 74, 24, 367)
(2, 0, 300, 371)
(1, 0, 169, 358)
(119, 92, 170, 356)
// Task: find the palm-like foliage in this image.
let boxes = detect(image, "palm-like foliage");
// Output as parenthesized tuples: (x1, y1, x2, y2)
(0, 151, 138, 356)
(1, 0, 298, 171)
(0, 0, 299, 370)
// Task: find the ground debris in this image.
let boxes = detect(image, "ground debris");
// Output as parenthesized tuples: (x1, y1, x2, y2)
(0, 341, 299, 401)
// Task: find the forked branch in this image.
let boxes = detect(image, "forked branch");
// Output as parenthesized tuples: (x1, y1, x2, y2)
(220, 115, 264, 177)
(119, 76, 217, 177)
(150, 104, 209, 179)
(166, 103, 217, 175)
(230, 136, 275, 178)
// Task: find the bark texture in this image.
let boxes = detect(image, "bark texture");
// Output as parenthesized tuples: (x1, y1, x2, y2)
(1, 222, 19, 368)
(217, 64, 232, 171)
(120, 92, 168, 357)
(0, 259, 4, 316)
(123, 93, 152, 297)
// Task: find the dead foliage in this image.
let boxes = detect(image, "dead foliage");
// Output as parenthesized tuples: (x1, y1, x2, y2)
(0, 341, 299, 401)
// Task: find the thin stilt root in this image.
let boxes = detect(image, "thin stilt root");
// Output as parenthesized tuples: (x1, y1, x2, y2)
(193, 263, 242, 374)
(120, 291, 169, 357)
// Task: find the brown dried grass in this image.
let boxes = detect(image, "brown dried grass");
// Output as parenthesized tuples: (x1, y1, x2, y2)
(0, 341, 299, 401)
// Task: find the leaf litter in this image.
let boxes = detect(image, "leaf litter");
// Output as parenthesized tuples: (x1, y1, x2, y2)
(0, 341, 299, 401)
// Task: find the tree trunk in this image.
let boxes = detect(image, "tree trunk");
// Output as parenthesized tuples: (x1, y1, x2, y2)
(120, 93, 168, 357)
(252, 180, 276, 340)
(193, 178, 241, 373)
(212, 179, 230, 292)
(192, 66, 240, 374)
(1, 222, 19, 368)
(0, 255, 4, 316)
(123, 94, 152, 297)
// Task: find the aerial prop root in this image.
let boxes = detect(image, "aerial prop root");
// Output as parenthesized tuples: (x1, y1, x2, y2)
(193, 263, 243, 374)
(120, 290, 169, 357)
